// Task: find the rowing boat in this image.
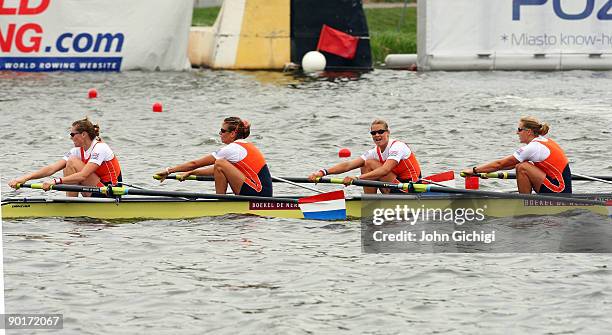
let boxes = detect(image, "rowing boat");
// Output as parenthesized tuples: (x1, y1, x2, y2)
(2, 193, 611, 221)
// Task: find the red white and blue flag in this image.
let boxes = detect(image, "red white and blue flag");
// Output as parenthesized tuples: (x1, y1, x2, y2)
(299, 190, 346, 220)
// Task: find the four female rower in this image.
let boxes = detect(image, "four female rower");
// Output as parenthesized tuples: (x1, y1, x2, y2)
(308, 119, 422, 194)
(155, 116, 273, 197)
(9, 115, 575, 197)
(461, 116, 572, 194)
(8, 118, 122, 196)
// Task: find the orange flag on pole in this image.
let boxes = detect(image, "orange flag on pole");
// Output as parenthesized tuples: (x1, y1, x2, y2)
(316, 24, 359, 60)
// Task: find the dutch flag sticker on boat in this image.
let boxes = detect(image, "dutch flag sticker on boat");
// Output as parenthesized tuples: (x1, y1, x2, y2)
(298, 190, 347, 220)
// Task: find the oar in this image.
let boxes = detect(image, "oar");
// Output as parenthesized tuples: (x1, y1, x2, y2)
(154, 170, 457, 187)
(570, 172, 612, 186)
(313, 177, 412, 191)
(154, 174, 311, 183)
(17, 183, 297, 203)
(419, 170, 456, 187)
(411, 184, 607, 205)
(313, 177, 608, 206)
(154, 175, 211, 181)
(460, 171, 612, 182)
(153, 174, 323, 193)
(272, 176, 323, 193)
(16, 183, 347, 220)
(459, 171, 513, 180)
(421, 170, 455, 182)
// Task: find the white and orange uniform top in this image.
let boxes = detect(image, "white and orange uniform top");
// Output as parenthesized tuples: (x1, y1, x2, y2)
(513, 136, 572, 193)
(212, 140, 273, 196)
(63, 140, 122, 185)
(360, 139, 422, 182)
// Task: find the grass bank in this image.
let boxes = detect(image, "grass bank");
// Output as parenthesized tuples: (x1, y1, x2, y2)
(366, 7, 417, 64)
(192, 7, 417, 65)
(192, 7, 220, 26)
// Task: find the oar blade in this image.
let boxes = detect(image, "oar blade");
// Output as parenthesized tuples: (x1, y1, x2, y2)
(298, 190, 346, 220)
(424, 170, 454, 181)
(423, 170, 455, 187)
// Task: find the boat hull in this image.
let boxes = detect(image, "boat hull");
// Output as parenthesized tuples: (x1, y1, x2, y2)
(2, 194, 610, 221)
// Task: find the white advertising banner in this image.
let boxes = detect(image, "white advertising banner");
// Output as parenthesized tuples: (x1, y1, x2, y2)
(0, 0, 193, 72)
(423, 0, 612, 55)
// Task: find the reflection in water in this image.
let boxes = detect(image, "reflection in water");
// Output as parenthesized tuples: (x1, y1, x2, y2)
(238, 70, 303, 86)
(237, 69, 368, 86)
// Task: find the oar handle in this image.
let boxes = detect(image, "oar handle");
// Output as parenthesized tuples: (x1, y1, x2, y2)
(459, 172, 511, 179)
(314, 177, 415, 191)
(153, 174, 201, 181)
(459, 172, 612, 182)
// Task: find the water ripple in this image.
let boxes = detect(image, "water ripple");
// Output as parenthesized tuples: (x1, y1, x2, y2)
(1, 70, 612, 334)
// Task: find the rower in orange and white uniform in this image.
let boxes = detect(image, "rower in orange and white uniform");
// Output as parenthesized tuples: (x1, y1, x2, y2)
(461, 116, 572, 194)
(155, 117, 273, 197)
(8, 118, 122, 197)
(308, 119, 422, 194)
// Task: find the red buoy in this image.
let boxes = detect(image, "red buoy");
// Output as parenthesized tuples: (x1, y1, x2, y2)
(88, 88, 98, 99)
(338, 148, 351, 158)
(152, 102, 163, 113)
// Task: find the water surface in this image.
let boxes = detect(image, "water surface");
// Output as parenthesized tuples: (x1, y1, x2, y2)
(1, 69, 611, 334)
